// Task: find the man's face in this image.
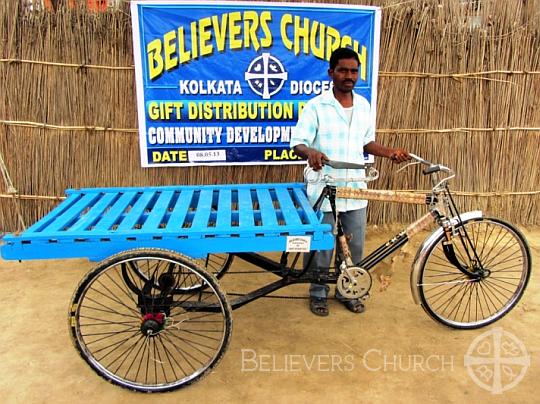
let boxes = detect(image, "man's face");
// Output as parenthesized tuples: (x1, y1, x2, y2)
(328, 57, 359, 93)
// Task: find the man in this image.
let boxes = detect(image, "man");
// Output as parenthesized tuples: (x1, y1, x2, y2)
(290, 47, 410, 316)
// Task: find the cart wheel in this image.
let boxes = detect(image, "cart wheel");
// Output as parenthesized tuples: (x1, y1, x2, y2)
(69, 248, 233, 393)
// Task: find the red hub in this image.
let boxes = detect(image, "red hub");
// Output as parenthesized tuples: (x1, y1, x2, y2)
(140, 313, 165, 336)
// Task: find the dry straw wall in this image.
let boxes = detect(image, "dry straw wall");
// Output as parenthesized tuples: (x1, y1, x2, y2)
(0, 0, 539, 232)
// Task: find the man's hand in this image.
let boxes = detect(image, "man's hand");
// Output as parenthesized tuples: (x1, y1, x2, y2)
(389, 148, 410, 163)
(364, 142, 411, 164)
(293, 144, 329, 170)
(305, 149, 329, 170)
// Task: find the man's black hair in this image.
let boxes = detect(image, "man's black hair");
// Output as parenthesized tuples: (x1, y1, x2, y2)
(329, 47, 360, 69)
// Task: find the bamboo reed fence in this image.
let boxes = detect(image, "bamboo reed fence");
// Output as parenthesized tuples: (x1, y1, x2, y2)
(0, 0, 539, 232)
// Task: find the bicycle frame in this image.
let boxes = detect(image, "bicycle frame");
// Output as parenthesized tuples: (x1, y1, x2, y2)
(228, 158, 485, 310)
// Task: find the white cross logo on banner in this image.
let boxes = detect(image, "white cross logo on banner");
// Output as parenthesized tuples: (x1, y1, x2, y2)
(245, 53, 288, 99)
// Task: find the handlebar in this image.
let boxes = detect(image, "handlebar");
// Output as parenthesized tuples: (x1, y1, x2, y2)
(404, 153, 455, 191)
(324, 160, 365, 170)
(409, 153, 454, 176)
(303, 160, 379, 184)
(304, 154, 455, 190)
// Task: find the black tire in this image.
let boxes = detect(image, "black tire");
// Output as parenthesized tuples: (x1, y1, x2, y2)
(417, 217, 531, 329)
(69, 248, 233, 392)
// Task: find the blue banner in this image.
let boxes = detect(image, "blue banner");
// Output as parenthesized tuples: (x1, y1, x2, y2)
(131, 1, 381, 166)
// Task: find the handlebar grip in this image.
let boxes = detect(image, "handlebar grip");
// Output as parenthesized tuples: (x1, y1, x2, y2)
(423, 165, 441, 175)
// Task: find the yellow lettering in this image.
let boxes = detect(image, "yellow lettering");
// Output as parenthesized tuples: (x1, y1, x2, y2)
(152, 150, 188, 163)
(264, 149, 300, 161)
(228, 12, 242, 49)
(238, 102, 247, 119)
(199, 17, 213, 56)
(203, 102, 213, 120)
(358, 45, 368, 81)
(260, 11, 272, 48)
(280, 14, 293, 50)
(212, 14, 227, 52)
(163, 30, 178, 72)
(293, 16, 310, 56)
(190, 21, 198, 59)
(147, 39, 164, 80)
(147, 102, 184, 120)
(243, 11, 259, 50)
(148, 102, 159, 120)
(178, 26, 191, 64)
(298, 102, 306, 116)
(145, 13, 374, 82)
(223, 102, 233, 119)
(147, 12, 279, 78)
(325, 26, 341, 60)
(340, 35, 352, 49)
(188, 102, 198, 119)
(310, 21, 325, 60)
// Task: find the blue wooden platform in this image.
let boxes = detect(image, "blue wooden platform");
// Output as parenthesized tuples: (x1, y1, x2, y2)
(0, 183, 334, 261)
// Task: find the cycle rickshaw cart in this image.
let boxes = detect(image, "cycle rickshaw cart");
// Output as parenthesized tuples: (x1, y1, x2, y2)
(0, 155, 531, 392)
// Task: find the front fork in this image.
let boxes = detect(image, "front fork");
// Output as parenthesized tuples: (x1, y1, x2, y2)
(440, 219, 487, 279)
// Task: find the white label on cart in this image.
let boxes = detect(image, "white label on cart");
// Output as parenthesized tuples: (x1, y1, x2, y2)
(286, 236, 311, 252)
(188, 149, 226, 162)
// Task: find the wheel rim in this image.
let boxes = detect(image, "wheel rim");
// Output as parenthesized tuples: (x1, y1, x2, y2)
(419, 219, 530, 328)
(71, 253, 231, 392)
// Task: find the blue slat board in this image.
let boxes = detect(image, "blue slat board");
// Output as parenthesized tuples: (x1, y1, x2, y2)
(114, 191, 157, 232)
(190, 189, 214, 232)
(92, 191, 140, 232)
(1, 183, 334, 261)
(256, 188, 279, 230)
(45, 193, 102, 232)
(166, 189, 194, 231)
(238, 188, 255, 235)
(274, 187, 302, 226)
(215, 189, 231, 231)
(141, 190, 175, 231)
(67, 193, 119, 232)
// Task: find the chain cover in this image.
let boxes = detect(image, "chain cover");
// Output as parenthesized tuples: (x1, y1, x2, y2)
(337, 266, 372, 299)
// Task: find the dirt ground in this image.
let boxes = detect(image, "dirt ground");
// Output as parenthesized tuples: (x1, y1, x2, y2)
(0, 225, 538, 404)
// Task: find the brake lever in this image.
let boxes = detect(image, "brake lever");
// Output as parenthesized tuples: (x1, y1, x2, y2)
(396, 161, 421, 173)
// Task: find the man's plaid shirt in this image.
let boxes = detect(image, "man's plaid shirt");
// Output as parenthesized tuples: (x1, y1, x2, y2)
(290, 90, 375, 212)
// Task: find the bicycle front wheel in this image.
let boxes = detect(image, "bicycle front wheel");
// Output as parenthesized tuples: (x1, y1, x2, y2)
(417, 217, 531, 329)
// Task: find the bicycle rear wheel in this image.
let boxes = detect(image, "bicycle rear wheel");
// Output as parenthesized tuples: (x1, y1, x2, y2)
(417, 217, 530, 329)
(69, 248, 232, 392)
